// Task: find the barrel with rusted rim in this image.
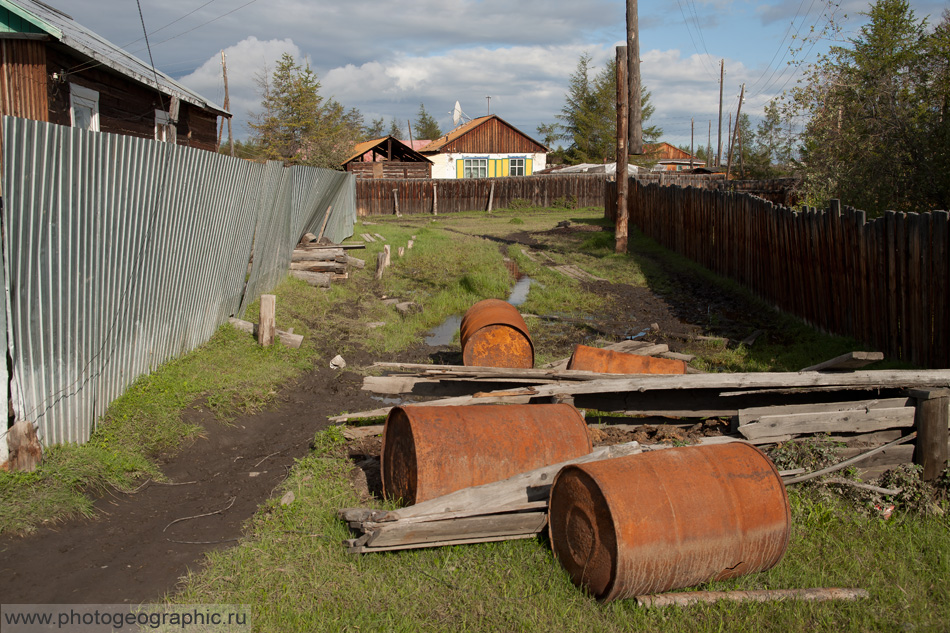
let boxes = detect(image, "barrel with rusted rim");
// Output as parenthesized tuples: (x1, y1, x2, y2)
(459, 299, 534, 368)
(548, 442, 790, 602)
(567, 344, 687, 374)
(382, 403, 591, 505)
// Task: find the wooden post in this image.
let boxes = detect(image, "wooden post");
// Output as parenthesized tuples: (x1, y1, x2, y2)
(487, 181, 495, 213)
(911, 389, 949, 481)
(393, 189, 400, 217)
(432, 182, 438, 216)
(375, 252, 387, 280)
(315, 205, 332, 243)
(626, 0, 642, 154)
(615, 45, 629, 253)
(5, 420, 42, 472)
(689, 118, 694, 171)
(717, 59, 724, 167)
(383, 244, 391, 268)
(726, 83, 744, 180)
(259, 294, 276, 347)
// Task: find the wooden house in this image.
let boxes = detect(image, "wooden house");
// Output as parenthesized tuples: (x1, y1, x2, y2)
(341, 136, 432, 178)
(420, 115, 547, 179)
(642, 142, 699, 172)
(0, 0, 229, 151)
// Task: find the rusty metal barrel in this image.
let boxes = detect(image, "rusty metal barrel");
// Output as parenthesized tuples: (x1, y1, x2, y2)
(548, 442, 790, 602)
(459, 299, 534, 368)
(567, 344, 687, 374)
(382, 403, 591, 505)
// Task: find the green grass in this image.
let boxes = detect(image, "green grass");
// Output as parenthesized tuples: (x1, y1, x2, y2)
(169, 429, 950, 633)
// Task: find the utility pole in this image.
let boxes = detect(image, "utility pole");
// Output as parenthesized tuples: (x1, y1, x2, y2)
(707, 120, 712, 167)
(690, 118, 694, 171)
(615, 45, 629, 254)
(486, 96, 491, 115)
(218, 50, 234, 156)
(726, 83, 745, 179)
(627, 0, 642, 154)
(717, 59, 724, 168)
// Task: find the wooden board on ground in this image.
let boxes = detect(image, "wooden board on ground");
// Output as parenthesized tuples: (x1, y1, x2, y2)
(801, 351, 885, 372)
(738, 406, 916, 441)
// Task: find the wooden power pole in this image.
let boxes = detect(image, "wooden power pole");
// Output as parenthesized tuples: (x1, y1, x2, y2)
(218, 51, 234, 157)
(726, 83, 745, 179)
(615, 46, 629, 253)
(690, 118, 694, 171)
(717, 59, 724, 167)
(626, 0, 642, 155)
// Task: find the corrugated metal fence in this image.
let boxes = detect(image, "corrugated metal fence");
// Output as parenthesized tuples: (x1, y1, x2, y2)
(612, 178, 949, 368)
(0, 116, 355, 455)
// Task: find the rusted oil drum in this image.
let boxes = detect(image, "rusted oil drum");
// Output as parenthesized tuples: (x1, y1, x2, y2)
(567, 344, 687, 375)
(382, 403, 591, 505)
(548, 442, 790, 602)
(459, 299, 534, 369)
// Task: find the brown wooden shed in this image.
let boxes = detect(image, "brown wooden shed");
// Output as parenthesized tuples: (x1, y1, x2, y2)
(0, 0, 229, 152)
(341, 136, 432, 179)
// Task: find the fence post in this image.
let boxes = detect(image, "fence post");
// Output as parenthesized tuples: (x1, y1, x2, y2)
(393, 189, 401, 217)
(433, 182, 438, 216)
(911, 389, 949, 481)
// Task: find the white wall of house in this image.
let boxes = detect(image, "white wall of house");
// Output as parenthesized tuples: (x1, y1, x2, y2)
(427, 152, 547, 179)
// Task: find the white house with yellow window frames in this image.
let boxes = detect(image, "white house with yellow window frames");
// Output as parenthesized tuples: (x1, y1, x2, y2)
(419, 115, 547, 179)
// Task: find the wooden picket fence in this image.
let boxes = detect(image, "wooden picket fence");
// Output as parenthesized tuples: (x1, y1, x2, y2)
(356, 174, 606, 216)
(611, 178, 950, 368)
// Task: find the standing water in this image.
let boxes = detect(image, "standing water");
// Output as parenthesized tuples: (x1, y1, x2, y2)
(424, 275, 534, 347)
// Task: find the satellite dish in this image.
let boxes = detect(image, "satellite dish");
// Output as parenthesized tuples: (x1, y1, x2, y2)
(453, 101, 462, 126)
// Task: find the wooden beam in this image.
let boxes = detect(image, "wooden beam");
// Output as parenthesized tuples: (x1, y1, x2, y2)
(258, 294, 276, 347)
(911, 389, 950, 481)
(636, 588, 869, 608)
(800, 351, 885, 372)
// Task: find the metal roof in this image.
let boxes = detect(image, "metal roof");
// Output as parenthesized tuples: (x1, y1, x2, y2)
(1, 0, 229, 116)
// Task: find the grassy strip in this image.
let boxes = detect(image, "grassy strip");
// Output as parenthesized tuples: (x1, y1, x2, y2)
(171, 428, 950, 632)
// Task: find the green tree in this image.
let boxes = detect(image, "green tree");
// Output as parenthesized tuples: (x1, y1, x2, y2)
(249, 53, 364, 168)
(365, 117, 385, 139)
(544, 53, 661, 165)
(388, 118, 403, 138)
(413, 103, 442, 140)
(788, 0, 947, 214)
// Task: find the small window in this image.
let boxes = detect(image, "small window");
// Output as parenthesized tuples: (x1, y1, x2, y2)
(463, 158, 487, 179)
(69, 83, 99, 132)
(509, 158, 525, 177)
(155, 110, 174, 143)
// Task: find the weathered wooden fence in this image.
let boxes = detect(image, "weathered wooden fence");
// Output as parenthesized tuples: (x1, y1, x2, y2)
(356, 174, 606, 216)
(610, 178, 949, 368)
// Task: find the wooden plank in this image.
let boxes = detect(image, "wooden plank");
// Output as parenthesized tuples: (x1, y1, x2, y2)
(363, 510, 547, 549)
(738, 407, 915, 441)
(737, 397, 912, 426)
(800, 351, 884, 372)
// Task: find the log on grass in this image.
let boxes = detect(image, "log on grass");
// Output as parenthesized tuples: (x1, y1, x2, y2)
(290, 270, 331, 288)
(291, 249, 345, 263)
(289, 261, 347, 274)
(345, 255, 366, 269)
(636, 588, 869, 608)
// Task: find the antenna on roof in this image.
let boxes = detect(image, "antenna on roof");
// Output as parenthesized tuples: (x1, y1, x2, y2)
(453, 101, 463, 126)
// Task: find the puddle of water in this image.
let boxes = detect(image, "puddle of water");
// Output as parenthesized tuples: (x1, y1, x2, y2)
(424, 314, 463, 346)
(423, 274, 535, 347)
(370, 395, 404, 406)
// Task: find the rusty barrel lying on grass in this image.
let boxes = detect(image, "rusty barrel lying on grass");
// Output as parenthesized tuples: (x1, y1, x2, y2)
(459, 299, 534, 369)
(548, 442, 790, 602)
(382, 403, 591, 505)
(567, 344, 687, 374)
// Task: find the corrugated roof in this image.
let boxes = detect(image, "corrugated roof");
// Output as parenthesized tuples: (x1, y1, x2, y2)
(1, 0, 229, 116)
(418, 115, 545, 153)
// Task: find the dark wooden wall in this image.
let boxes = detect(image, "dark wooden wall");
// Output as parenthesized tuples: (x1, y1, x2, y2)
(611, 178, 950, 368)
(346, 161, 431, 179)
(357, 174, 606, 216)
(433, 117, 546, 154)
(44, 47, 219, 151)
(0, 39, 48, 120)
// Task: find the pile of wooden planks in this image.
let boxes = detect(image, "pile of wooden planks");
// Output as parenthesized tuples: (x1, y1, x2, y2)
(289, 243, 365, 287)
(339, 441, 642, 553)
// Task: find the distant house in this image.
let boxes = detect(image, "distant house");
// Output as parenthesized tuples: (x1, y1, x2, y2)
(341, 135, 432, 178)
(420, 115, 547, 179)
(642, 143, 700, 172)
(0, 0, 229, 151)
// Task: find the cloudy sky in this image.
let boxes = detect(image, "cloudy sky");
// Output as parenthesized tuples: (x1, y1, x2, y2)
(61, 0, 946, 149)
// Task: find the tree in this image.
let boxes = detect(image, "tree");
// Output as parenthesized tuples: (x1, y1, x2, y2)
(388, 118, 403, 138)
(543, 53, 661, 165)
(365, 117, 386, 139)
(413, 103, 442, 141)
(788, 0, 948, 214)
(249, 53, 364, 169)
